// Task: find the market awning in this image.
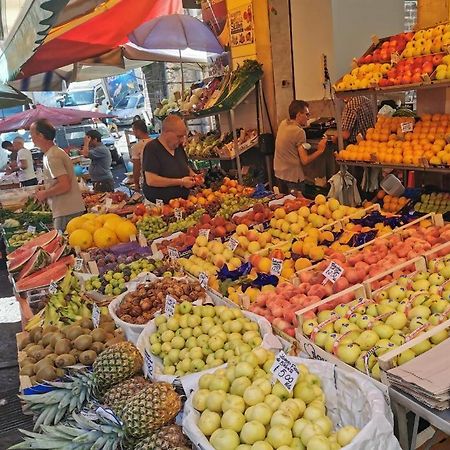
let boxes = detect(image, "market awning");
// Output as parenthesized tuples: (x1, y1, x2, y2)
(0, 84, 31, 108)
(18, 0, 182, 79)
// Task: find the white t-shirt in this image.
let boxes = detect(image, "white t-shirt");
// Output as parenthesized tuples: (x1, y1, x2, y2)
(17, 147, 36, 182)
(131, 139, 151, 161)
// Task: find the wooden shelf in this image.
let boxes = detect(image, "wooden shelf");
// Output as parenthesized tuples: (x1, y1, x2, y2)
(337, 160, 450, 173)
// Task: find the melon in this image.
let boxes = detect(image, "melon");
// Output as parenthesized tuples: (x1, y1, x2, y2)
(15, 256, 74, 292)
(8, 247, 36, 272)
(7, 230, 58, 260)
(51, 244, 67, 262)
(42, 236, 62, 254)
(17, 248, 52, 281)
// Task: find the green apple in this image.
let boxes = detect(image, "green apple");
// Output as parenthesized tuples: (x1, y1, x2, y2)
(372, 323, 394, 339)
(407, 305, 431, 320)
(336, 426, 359, 447)
(272, 381, 292, 400)
(192, 388, 209, 411)
(264, 393, 282, 411)
(221, 409, 245, 433)
(222, 394, 246, 413)
(245, 402, 272, 424)
(356, 330, 379, 350)
(430, 329, 448, 345)
(267, 425, 293, 448)
(240, 420, 267, 444)
(210, 428, 240, 450)
(293, 417, 311, 437)
(385, 312, 407, 330)
(314, 331, 330, 349)
(198, 409, 221, 436)
(230, 376, 252, 396)
(388, 285, 406, 301)
(210, 376, 230, 392)
(397, 349, 415, 365)
(185, 337, 197, 349)
(324, 333, 341, 353)
(336, 343, 361, 365)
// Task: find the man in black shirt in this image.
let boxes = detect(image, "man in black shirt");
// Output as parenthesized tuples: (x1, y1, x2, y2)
(142, 115, 199, 203)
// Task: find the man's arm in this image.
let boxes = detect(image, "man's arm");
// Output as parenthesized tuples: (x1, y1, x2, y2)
(133, 158, 141, 189)
(35, 174, 71, 202)
(145, 171, 195, 189)
(298, 138, 327, 166)
(81, 136, 91, 158)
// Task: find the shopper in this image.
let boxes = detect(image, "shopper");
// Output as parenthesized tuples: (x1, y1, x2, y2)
(12, 136, 38, 186)
(81, 129, 114, 192)
(130, 119, 151, 191)
(274, 100, 327, 194)
(341, 96, 375, 144)
(30, 119, 85, 231)
(142, 114, 198, 203)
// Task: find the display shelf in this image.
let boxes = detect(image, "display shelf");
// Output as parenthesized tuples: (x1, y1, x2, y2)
(337, 160, 450, 174)
(188, 139, 259, 162)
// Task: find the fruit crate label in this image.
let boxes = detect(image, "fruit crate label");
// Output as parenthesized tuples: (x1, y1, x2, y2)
(92, 303, 101, 328)
(96, 406, 122, 426)
(144, 349, 154, 379)
(227, 237, 239, 251)
(400, 122, 413, 133)
(27, 225, 36, 233)
(199, 272, 209, 289)
(322, 261, 344, 283)
(138, 232, 148, 247)
(270, 258, 283, 276)
(155, 199, 164, 207)
(48, 281, 58, 295)
(165, 295, 177, 317)
(105, 198, 113, 208)
(74, 257, 84, 272)
(199, 228, 210, 239)
(363, 346, 378, 376)
(168, 247, 179, 260)
(270, 351, 300, 392)
(174, 208, 183, 221)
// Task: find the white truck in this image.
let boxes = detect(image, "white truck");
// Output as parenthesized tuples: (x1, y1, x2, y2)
(61, 80, 110, 112)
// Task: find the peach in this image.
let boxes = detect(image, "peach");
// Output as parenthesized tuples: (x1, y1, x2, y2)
(247, 241, 261, 253)
(258, 257, 272, 273)
(247, 230, 259, 242)
(236, 224, 249, 236)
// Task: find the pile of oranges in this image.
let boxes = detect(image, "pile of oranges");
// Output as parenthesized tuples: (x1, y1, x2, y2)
(337, 114, 450, 166)
(376, 190, 409, 213)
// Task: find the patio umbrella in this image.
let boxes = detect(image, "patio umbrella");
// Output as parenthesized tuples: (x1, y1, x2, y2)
(128, 14, 224, 89)
(0, 104, 112, 132)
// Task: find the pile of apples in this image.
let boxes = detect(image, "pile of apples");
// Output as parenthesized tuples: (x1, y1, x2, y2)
(334, 63, 390, 91)
(233, 203, 273, 227)
(191, 347, 360, 450)
(300, 258, 450, 380)
(358, 33, 413, 65)
(402, 24, 450, 58)
(147, 304, 263, 376)
(435, 55, 450, 80)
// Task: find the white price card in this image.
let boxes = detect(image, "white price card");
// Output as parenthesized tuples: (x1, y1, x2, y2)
(155, 199, 164, 207)
(96, 406, 122, 426)
(270, 258, 283, 276)
(168, 247, 180, 260)
(105, 198, 113, 208)
(165, 295, 177, 317)
(174, 208, 183, 221)
(271, 351, 300, 392)
(138, 232, 148, 247)
(27, 225, 36, 233)
(227, 237, 239, 251)
(48, 281, 58, 295)
(400, 122, 414, 133)
(92, 303, 101, 328)
(144, 349, 154, 379)
(74, 257, 84, 272)
(199, 228, 210, 240)
(322, 261, 344, 283)
(130, 234, 137, 242)
(199, 272, 209, 289)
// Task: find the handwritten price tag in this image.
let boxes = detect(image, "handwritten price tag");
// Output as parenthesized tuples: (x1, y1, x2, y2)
(271, 351, 300, 392)
(92, 303, 101, 328)
(227, 237, 239, 251)
(168, 247, 180, 260)
(270, 258, 283, 276)
(174, 208, 183, 221)
(48, 281, 58, 295)
(138, 232, 148, 247)
(144, 349, 154, 379)
(199, 228, 210, 240)
(199, 272, 209, 289)
(322, 261, 344, 283)
(105, 198, 113, 208)
(165, 295, 177, 317)
(74, 257, 84, 272)
(155, 199, 164, 207)
(400, 122, 414, 133)
(27, 225, 36, 233)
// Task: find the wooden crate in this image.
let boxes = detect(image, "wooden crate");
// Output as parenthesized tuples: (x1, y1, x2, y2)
(423, 241, 450, 263)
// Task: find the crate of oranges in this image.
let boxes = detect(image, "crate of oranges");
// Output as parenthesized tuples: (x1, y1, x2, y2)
(376, 190, 410, 213)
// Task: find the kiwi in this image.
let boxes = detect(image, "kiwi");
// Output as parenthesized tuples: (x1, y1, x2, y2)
(78, 350, 97, 365)
(114, 328, 124, 337)
(90, 328, 107, 343)
(23, 343, 35, 353)
(55, 339, 72, 355)
(55, 368, 65, 378)
(80, 318, 94, 330)
(65, 325, 84, 341)
(105, 336, 124, 348)
(42, 325, 59, 335)
(49, 332, 64, 348)
(100, 322, 115, 333)
(55, 354, 77, 368)
(69, 349, 81, 359)
(90, 342, 105, 354)
(34, 348, 53, 360)
(17, 333, 31, 351)
(36, 366, 57, 382)
(73, 335, 93, 351)
(29, 376, 37, 385)
(45, 353, 58, 363)
(41, 332, 54, 347)
(34, 358, 54, 374)
(29, 327, 43, 343)
(26, 344, 44, 359)
(20, 365, 35, 376)
(20, 357, 36, 367)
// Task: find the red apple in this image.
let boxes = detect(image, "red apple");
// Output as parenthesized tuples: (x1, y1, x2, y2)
(422, 61, 434, 74)
(363, 54, 373, 64)
(432, 54, 444, 66)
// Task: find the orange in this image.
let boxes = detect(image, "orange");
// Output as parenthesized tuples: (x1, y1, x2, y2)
(93, 228, 118, 248)
(69, 229, 93, 250)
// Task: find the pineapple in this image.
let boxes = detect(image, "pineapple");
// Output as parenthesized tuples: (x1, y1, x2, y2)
(20, 341, 143, 429)
(11, 383, 182, 450)
(133, 424, 190, 450)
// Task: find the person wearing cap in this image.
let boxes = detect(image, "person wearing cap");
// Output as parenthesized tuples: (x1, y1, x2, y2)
(81, 129, 114, 192)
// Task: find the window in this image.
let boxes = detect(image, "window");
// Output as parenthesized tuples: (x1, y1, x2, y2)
(96, 87, 106, 103)
(63, 90, 95, 106)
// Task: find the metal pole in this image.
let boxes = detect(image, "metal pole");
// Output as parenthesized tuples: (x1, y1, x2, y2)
(230, 109, 243, 184)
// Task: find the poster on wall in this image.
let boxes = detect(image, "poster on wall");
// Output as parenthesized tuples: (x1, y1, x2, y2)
(229, 2, 254, 47)
(201, 0, 229, 48)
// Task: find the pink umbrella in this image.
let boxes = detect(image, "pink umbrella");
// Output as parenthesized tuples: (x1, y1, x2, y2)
(0, 104, 113, 132)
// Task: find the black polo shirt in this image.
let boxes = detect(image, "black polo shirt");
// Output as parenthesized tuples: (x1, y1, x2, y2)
(142, 138, 190, 203)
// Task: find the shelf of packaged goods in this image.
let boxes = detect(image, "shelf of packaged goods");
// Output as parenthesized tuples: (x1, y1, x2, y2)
(337, 160, 450, 173)
(188, 139, 259, 162)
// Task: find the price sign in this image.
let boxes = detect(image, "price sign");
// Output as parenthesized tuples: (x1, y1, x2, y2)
(174, 208, 183, 221)
(27, 225, 36, 233)
(227, 237, 239, 251)
(138, 232, 148, 247)
(363, 346, 378, 376)
(322, 261, 344, 284)
(155, 199, 164, 207)
(48, 281, 58, 295)
(144, 349, 154, 379)
(168, 247, 180, 260)
(199, 272, 209, 289)
(105, 198, 113, 208)
(400, 122, 414, 133)
(130, 234, 137, 242)
(270, 351, 300, 392)
(80, 408, 99, 421)
(390, 51, 400, 65)
(165, 295, 177, 317)
(199, 228, 210, 240)
(92, 303, 101, 328)
(74, 257, 84, 272)
(96, 406, 122, 426)
(270, 258, 283, 276)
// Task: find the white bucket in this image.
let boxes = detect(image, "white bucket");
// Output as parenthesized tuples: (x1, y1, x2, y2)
(380, 174, 405, 197)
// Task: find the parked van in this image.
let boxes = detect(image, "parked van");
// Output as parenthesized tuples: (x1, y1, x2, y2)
(112, 93, 151, 127)
(62, 80, 109, 112)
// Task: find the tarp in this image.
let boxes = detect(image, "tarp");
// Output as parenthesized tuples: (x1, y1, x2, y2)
(0, 84, 31, 108)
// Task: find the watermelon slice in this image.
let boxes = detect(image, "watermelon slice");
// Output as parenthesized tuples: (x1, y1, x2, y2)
(42, 236, 61, 254)
(7, 230, 58, 260)
(51, 244, 67, 263)
(8, 247, 37, 272)
(15, 256, 74, 292)
(17, 248, 52, 281)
